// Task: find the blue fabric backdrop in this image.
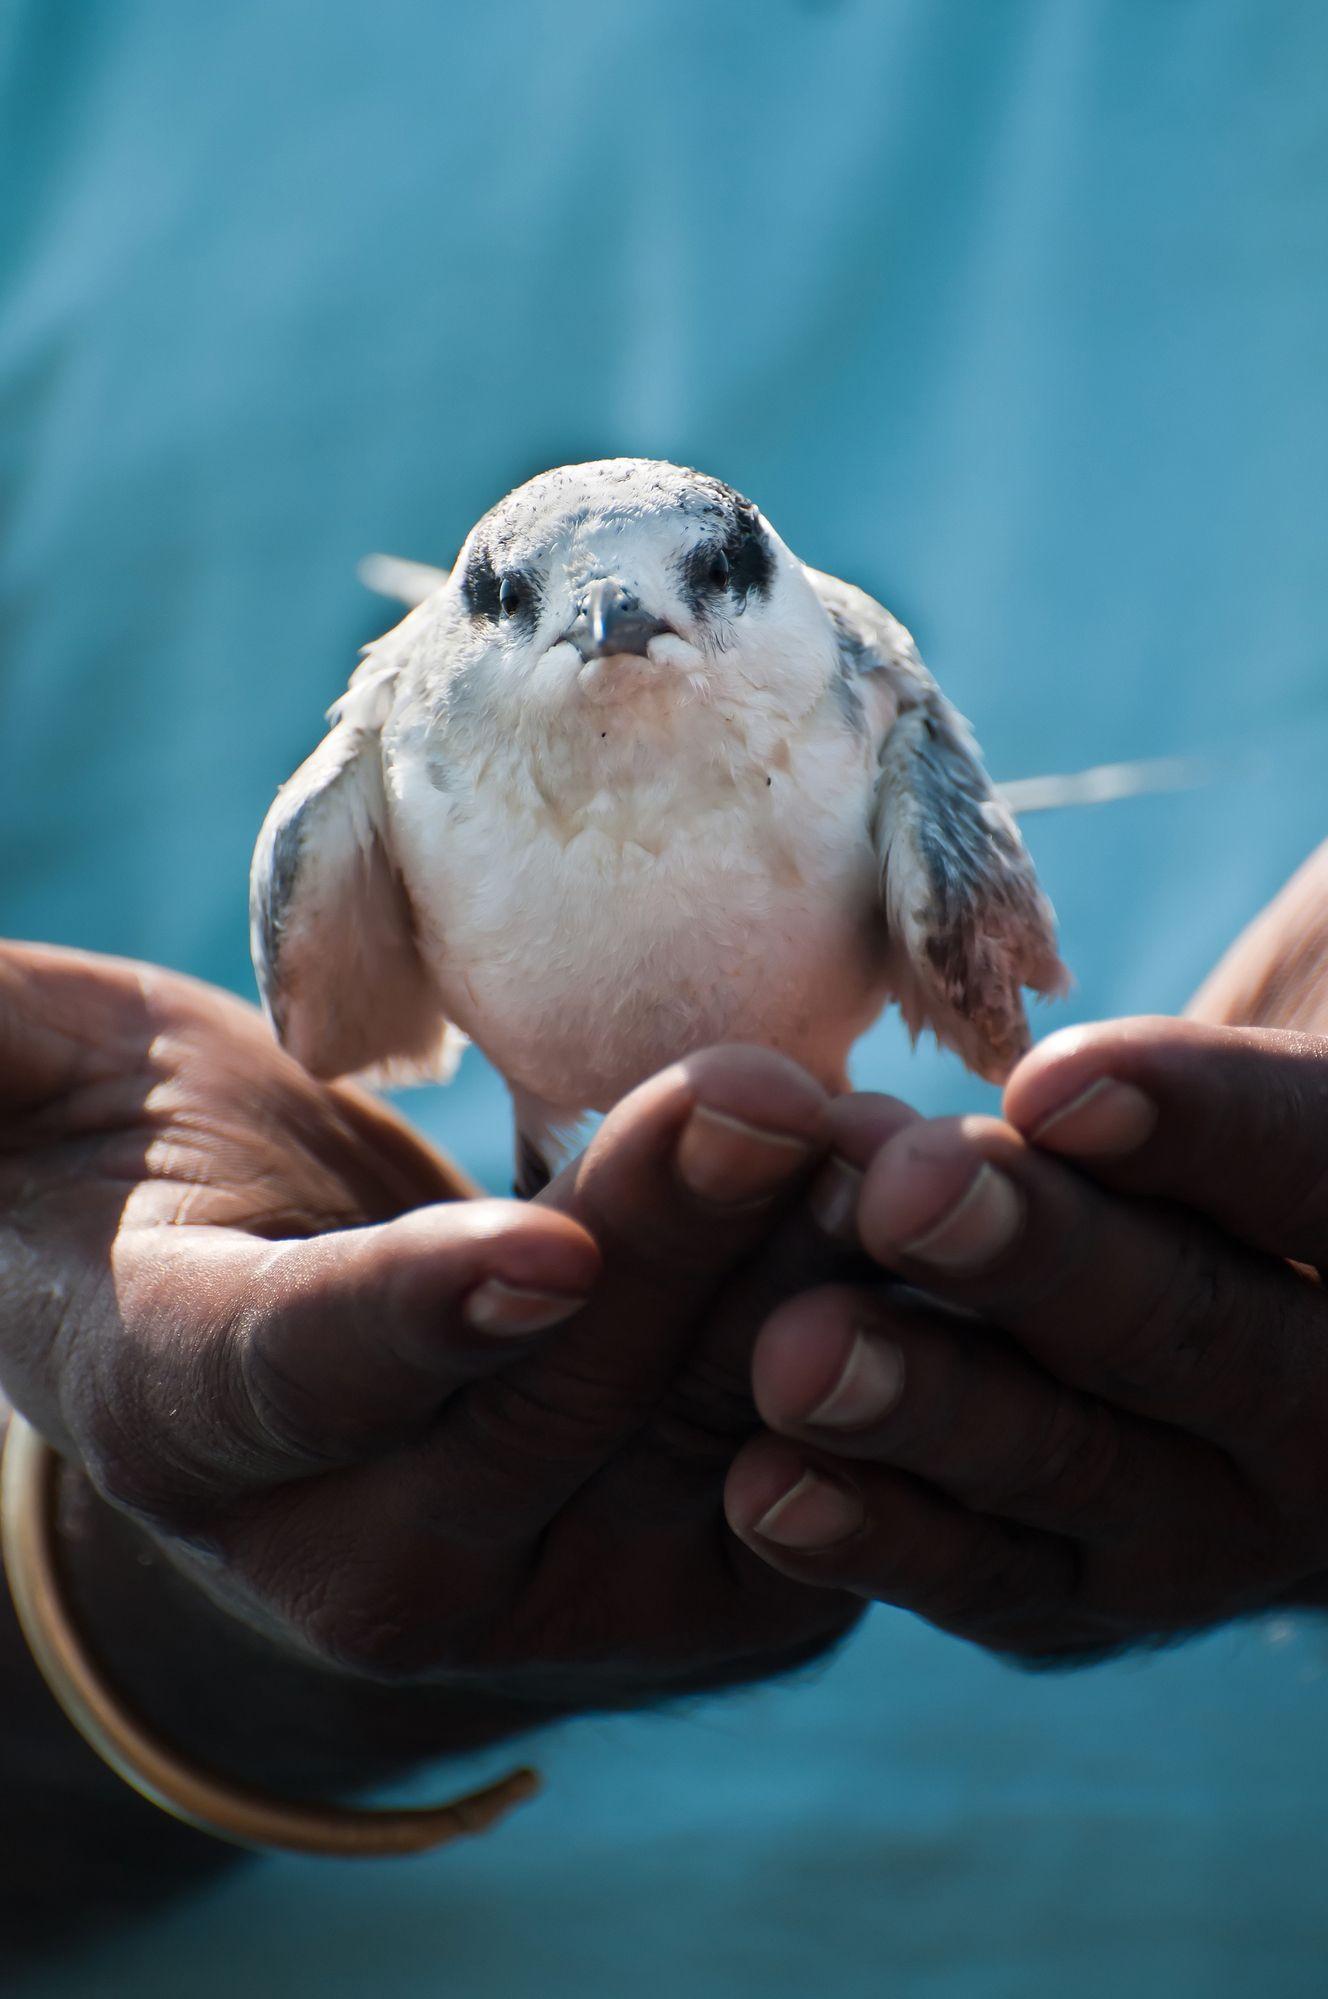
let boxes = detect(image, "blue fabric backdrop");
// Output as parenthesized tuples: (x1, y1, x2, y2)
(3, 2, 1327, 1992)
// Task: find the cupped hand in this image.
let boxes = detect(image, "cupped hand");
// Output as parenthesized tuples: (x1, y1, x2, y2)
(724, 1019, 1328, 1662)
(0, 945, 858, 1710)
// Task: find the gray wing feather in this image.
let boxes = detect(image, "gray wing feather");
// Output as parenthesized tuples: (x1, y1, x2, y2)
(806, 566, 1068, 1082)
(250, 644, 457, 1082)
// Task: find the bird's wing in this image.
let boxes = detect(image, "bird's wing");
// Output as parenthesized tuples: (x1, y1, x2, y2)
(250, 630, 459, 1083)
(806, 567, 1069, 1083)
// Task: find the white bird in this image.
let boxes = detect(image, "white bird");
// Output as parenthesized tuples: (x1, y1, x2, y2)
(252, 459, 1068, 1194)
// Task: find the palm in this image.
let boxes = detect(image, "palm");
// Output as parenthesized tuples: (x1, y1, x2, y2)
(106, 969, 455, 1236)
(0, 945, 858, 1705)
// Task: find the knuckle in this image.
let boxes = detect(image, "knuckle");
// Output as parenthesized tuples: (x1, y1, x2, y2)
(295, 1573, 451, 1682)
(60, 1306, 227, 1529)
(1270, 1156, 1328, 1254)
(485, 1554, 617, 1681)
(914, 1538, 1024, 1629)
(1252, 1391, 1328, 1507)
(572, 1146, 693, 1264)
(653, 1354, 756, 1460)
(1221, 1059, 1328, 1244)
(983, 1184, 1101, 1322)
(462, 1364, 650, 1467)
(871, 1337, 958, 1461)
(1197, 1478, 1289, 1601)
(912, 1528, 1071, 1641)
(215, 1501, 467, 1682)
(977, 1391, 1124, 1529)
(69, 1381, 178, 1525)
(238, 1333, 348, 1467)
(308, 1610, 438, 1681)
(79, 1429, 162, 1519)
(1106, 1230, 1249, 1409)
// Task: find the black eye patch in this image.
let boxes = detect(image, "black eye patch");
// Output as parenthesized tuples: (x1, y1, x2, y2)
(678, 500, 774, 612)
(461, 548, 503, 620)
(725, 499, 774, 600)
(463, 550, 540, 626)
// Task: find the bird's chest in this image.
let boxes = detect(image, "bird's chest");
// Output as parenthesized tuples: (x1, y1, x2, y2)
(388, 715, 880, 1106)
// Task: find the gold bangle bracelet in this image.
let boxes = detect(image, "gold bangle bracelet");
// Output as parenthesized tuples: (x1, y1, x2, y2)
(0, 1411, 540, 1858)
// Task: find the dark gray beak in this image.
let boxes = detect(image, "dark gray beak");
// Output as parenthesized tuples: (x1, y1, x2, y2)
(572, 577, 671, 659)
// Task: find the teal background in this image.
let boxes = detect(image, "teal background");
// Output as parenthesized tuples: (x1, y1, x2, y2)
(3, 1, 1327, 1991)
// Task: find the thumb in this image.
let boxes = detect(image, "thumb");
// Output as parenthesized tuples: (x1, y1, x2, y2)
(65, 1200, 600, 1522)
(1005, 1017, 1328, 1268)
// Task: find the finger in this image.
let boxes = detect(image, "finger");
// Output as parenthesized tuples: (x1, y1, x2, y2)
(576, 1095, 923, 1536)
(748, 1284, 1246, 1543)
(849, 1114, 1328, 1468)
(658, 1090, 922, 1431)
(1004, 1016, 1328, 1266)
(373, 1046, 832, 1544)
(65, 1200, 600, 1520)
(724, 1435, 1079, 1656)
(804, 1093, 922, 1245)
(246, 1049, 833, 1674)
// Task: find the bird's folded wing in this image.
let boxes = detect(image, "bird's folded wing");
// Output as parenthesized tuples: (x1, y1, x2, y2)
(806, 567, 1068, 1083)
(250, 655, 457, 1084)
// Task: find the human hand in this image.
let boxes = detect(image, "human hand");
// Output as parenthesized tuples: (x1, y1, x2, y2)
(1187, 836, 1328, 1035)
(723, 1017, 1328, 1662)
(0, 945, 856, 1720)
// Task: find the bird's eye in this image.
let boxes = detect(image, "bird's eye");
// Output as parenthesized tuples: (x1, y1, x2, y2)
(708, 550, 731, 589)
(498, 573, 522, 618)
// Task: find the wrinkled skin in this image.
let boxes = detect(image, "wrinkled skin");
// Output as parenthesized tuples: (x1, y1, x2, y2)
(725, 840, 1328, 1660)
(0, 945, 861, 1710)
(5, 837, 1328, 1761)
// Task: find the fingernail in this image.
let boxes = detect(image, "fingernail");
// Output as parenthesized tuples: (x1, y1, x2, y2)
(676, 1104, 812, 1207)
(754, 1469, 864, 1549)
(464, 1280, 585, 1336)
(1030, 1078, 1157, 1157)
(808, 1156, 863, 1243)
(898, 1163, 1022, 1270)
(806, 1331, 905, 1428)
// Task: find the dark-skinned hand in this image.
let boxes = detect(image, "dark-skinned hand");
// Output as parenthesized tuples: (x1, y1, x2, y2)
(0, 943, 859, 1721)
(725, 842, 1328, 1662)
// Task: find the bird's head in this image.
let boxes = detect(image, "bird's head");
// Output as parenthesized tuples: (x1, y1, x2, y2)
(430, 459, 836, 733)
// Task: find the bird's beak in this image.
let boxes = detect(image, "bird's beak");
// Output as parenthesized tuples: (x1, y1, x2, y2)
(570, 578, 672, 660)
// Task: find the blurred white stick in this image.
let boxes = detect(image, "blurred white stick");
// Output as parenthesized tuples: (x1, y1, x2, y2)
(999, 755, 1208, 815)
(357, 553, 450, 607)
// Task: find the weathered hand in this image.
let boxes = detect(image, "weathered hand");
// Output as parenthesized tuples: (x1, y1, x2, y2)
(1187, 836, 1328, 1036)
(724, 1015, 1328, 1661)
(195, 1040, 861, 1700)
(0, 945, 855, 1716)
